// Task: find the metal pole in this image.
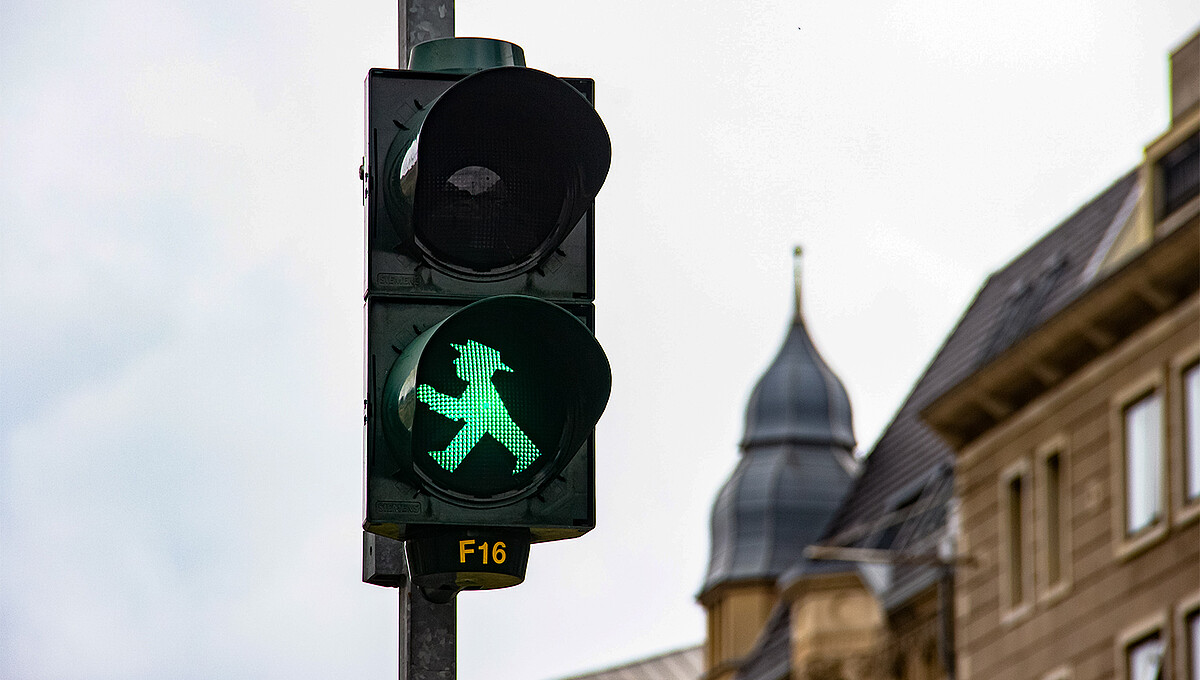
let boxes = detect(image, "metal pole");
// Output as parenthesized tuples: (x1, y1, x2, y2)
(394, 7, 456, 677)
(399, 0, 454, 68)
(399, 552, 457, 680)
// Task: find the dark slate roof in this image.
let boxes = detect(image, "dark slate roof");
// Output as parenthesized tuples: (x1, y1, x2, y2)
(819, 168, 1140, 549)
(703, 441, 856, 591)
(702, 312, 857, 593)
(919, 170, 1142, 407)
(742, 318, 856, 449)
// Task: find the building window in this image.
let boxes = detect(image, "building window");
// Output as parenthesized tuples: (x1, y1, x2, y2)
(1124, 392, 1163, 534)
(1126, 632, 1164, 680)
(1037, 437, 1072, 599)
(1008, 475, 1024, 604)
(1185, 362, 1199, 503)
(1043, 451, 1065, 586)
(1000, 465, 1030, 612)
(1001, 459, 1033, 619)
(1159, 132, 1199, 218)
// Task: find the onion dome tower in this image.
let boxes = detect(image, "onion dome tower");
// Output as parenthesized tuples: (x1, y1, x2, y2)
(698, 248, 858, 676)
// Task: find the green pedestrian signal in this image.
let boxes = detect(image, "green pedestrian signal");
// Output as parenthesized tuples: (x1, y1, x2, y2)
(417, 340, 541, 474)
(371, 295, 610, 527)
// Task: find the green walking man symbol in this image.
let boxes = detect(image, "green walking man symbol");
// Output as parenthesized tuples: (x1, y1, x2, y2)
(416, 340, 541, 474)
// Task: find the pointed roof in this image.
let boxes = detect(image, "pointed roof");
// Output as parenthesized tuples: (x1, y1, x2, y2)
(741, 317, 855, 450)
(742, 248, 855, 450)
(701, 249, 857, 595)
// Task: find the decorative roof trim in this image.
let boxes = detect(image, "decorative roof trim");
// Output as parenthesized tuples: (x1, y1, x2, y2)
(1081, 178, 1143, 281)
(696, 576, 777, 606)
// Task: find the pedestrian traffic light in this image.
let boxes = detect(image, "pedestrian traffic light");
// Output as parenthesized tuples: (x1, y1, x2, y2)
(361, 38, 611, 594)
(373, 295, 609, 515)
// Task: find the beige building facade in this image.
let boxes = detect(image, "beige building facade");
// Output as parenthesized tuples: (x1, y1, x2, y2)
(924, 30, 1200, 680)
(698, 26, 1199, 680)
(938, 282, 1198, 680)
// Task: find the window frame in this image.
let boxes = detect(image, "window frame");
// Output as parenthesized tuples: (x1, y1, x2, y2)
(1176, 591, 1200, 680)
(1116, 611, 1168, 680)
(1036, 435, 1071, 603)
(1127, 633, 1165, 680)
(1124, 391, 1165, 534)
(1111, 369, 1168, 560)
(1156, 131, 1200, 220)
(1172, 344, 1200, 527)
(999, 458, 1033, 623)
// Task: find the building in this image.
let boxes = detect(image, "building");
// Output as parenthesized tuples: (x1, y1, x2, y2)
(728, 27, 1200, 680)
(922, 30, 1200, 680)
(554, 26, 1199, 680)
(736, 27, 1199, 680)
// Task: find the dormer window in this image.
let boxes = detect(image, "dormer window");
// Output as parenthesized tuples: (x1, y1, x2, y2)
(1158, 132, 1199, 218)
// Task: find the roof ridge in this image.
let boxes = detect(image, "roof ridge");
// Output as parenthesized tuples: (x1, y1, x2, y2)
(986, 168, 1139, 280)
(820, 166, 1140, 544)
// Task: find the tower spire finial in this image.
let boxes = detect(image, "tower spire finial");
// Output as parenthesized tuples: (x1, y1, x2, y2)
(793, 245, 804, 320)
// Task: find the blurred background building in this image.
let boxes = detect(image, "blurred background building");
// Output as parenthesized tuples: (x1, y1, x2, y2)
(556, 26, 1198, 680)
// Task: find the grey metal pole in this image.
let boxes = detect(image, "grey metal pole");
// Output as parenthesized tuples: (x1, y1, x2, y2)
(400, 561, 457, 680)
(399, 0, 454, 68)
(395, 7, 456, 677)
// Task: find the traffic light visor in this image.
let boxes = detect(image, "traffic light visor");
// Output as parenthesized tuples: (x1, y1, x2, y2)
(384, 67, 611, 279)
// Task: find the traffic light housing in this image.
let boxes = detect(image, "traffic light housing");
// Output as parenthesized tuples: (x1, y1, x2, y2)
(368, 295, 610, 537)
(362, 39, 611, 592)
(364, 46, 608, 301)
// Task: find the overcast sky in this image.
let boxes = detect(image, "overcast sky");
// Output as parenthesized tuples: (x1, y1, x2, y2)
(2, 2, 1197, 679)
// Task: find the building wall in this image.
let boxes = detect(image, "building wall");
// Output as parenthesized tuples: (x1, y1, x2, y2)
(785, 572, 888, 680)
(954, 294, 1200, 680)
(703, 581, 778, 678)
(1169, 31, 1199, 124)
(885, 588, 949, 680)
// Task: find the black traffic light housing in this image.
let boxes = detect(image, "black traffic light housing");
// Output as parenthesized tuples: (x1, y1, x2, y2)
(366, 295, 610, 542)
(362, 39, 611, 593)
(364, 58, 608, 300)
